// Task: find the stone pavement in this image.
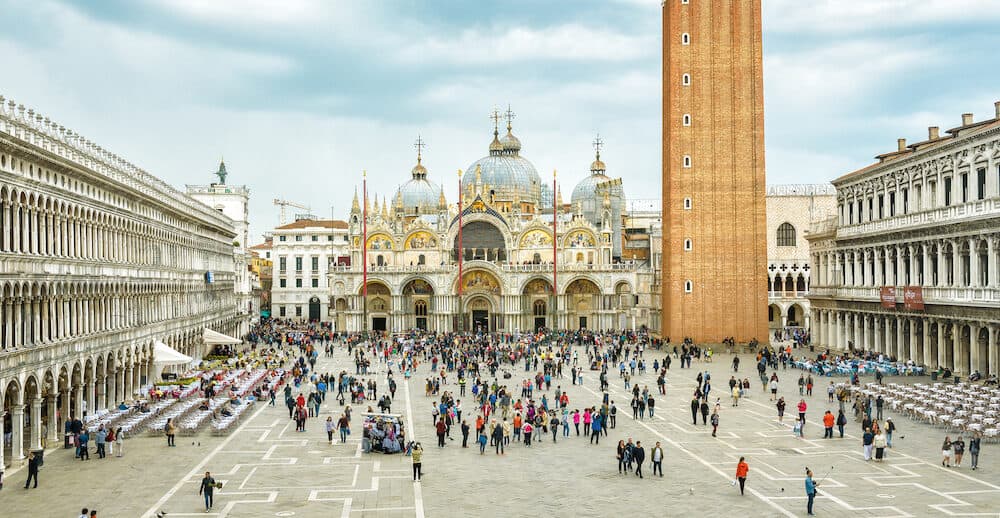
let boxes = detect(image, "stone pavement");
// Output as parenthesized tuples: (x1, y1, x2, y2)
(1, 346, 999, 517)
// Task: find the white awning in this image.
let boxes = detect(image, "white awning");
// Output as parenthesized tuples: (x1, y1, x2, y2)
(153, 341, 193, 365)
(203, 328, 242, 345)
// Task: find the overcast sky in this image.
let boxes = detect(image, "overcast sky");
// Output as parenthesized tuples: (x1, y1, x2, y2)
(2, 0, 999, 242)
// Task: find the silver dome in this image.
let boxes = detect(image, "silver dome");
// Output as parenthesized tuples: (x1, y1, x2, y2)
(463, 154, 542, 205)
(397, 169, 442, 215)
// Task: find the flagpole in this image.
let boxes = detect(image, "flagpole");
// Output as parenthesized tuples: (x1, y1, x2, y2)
(552, 169, 558, 331)
(457, 169, 464, 333)
(362, 170, 368, 336)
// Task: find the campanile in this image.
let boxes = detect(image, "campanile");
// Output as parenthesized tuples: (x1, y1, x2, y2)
(661, 0, 768, 343)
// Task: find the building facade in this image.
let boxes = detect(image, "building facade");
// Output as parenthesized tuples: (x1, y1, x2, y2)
(186, 160, 255, 335)
(766, 184, 837, 333)
(249, 239, 273, 316)
(808, 103, 1000, 375)
(328, 113, 653, 334)
(661, 0, 768, 343)
(0, 95, 243, 467)
(271, 219, 349, 323)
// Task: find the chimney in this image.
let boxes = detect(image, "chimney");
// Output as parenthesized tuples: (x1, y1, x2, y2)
(962, 113, 974, 126)
(928, 126, 939, 140)
(995, 101, 1000, 119)
(897, 138, 906, 151)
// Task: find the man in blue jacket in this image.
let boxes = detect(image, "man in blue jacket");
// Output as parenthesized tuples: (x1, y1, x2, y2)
(805, 468, 819, 515)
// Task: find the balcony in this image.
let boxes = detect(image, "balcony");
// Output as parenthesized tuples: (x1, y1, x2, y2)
(836, 198, 1000, 239)
(808, 285, 1000, 306)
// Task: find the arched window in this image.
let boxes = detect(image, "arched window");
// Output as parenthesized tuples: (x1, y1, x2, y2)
(684, 280, 693, 293)
(683, 238, 692, 251)
(417, 254, 426, 265)
(776, 222, 796, 246)
(682, 73, 691, 86)
(415, 300, 427, 316)
(681, 33, 690, 45)
(682, 114, 691, 126)
(683, 155, 691, 168)
(376, 255, 385, 266)
(533, 300, 547, 316)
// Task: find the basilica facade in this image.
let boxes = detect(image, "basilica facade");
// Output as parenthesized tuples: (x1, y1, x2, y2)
(328, 113, 651, 333)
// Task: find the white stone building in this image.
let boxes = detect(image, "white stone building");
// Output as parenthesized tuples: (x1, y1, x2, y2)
(270, 218, 349, 322)
(808, 102, 1000, 375)
(766, 184, 837, 333)
(0, 95, 243, 467)
(186, 161, 255, 335)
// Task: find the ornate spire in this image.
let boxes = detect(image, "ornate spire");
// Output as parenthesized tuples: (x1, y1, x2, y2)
(438, 187, 447, 210)
(500, 105, 521, 155)
(215, 157, 228, 184)
(412, 135, 428, 179)
(352, 187, 360, 213)
(381, 196, 390, 220)
(556, 186, 563, 207)
(489, 107, 503, 155)
(591, 134, 606, 173)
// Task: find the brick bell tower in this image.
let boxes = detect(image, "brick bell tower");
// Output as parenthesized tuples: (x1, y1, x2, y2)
(660, 0, 768, 344)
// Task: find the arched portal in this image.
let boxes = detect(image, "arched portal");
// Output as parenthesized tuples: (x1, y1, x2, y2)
(360, 282, 391, 332)
(522, 278, 553, 331)
(403, 278, 435, 331)
(788, 304, 804, 327)
(565, 278, 600, 330)
(467, 296, 493, 333)
(454, 221, 506, 262)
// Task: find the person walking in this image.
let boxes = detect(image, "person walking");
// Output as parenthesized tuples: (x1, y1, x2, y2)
(690, 396, 700, 425)
(411, 443, 423, 481)
(874, 429, 887, 462)
(885, 418, 895, 448)
(325, 417, 335, 444)
(95, 427, 107, 459)
(114, 427, 124, 458)
(435, 417, 447, 448)
(822, 411, 835, 439)
(632, 441, 645, 478)
(651, 441, 664, 477)
(711, 409, 720, 437)
(617, 440, 627, 474)
(776, 397, 786, 423)
(338, 414, 351, 444)
(165, 418, 176, 447)
(797, 399, 807, 435)
(23, 451, 39, 489)
(590, 413, 602, 444)
(461, 420, 470, 448)
(836, 410, 847, 438)
(198, 471, 217, 512)
(942, 436, 953, 467)
(805, 468, 819, 516)
(863, 427, 874, 461)
(731, 385, 740, 407)
(735, 457, 749, 496)
(953, 436, 966, 468)
(700, 399, 710, 425)
(969, 433, 981, 470)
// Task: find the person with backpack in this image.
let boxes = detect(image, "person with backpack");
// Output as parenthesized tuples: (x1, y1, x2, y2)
(836, 410, 847, 438)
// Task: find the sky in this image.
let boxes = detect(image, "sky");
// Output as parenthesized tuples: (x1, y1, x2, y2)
(1, 0, 999, 243)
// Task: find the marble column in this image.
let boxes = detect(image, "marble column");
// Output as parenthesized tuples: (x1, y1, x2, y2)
(909, 318, 920, 364)
(73, 384, 83, 420)
(921, 319, 932, 369)
(937, 321, 947, 369)
(896, 316, 905, 360)
(884, 317, 893, 357)
(970, 323, 982, 374)
(989, 327, 997, 380)
(29, 397, 42, 450)
(11, 406, 24, 460)
(953, 324, 963, 373)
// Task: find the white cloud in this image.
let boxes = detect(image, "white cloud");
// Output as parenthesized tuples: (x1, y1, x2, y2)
(764, 0, 1000, 33)
(398, 24, 654, 64)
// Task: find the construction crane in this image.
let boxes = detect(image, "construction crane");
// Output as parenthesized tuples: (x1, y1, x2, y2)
(273, 198, 311, 226)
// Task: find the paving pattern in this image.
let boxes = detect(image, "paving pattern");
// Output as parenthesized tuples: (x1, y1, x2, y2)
(2, 346, 999, 517)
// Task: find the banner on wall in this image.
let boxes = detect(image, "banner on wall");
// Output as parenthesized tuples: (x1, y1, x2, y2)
(880, 286, 896, 308)
(904, 286, 925, 310)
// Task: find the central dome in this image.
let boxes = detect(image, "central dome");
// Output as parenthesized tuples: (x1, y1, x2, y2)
(462, 117, 541, 205)
(396, 151, 442, 215)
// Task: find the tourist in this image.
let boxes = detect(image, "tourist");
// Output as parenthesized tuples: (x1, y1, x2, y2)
(461, 419, 470, 448)
(953, 436, 966, 468)
(836, 410, 847, 438)
(874, 429, 887, 462)
(78, 430, 90, 460)
(700, 399, 710, 425)
(114, 427, 124, 458)
(797, 399, 807, 431)
(325, 417, 335, 444)
(590, 412, 602, 444)
(822, 411, 834, 439)
(651, 441, 664, 477)
(942, 436, 953, 467)
(95, 427, 107, 459)
(735, 457, 749, 495)
(617, 440, 627, 473)
(690, 396, 700, 425)
(776, 397, 786, 423)
(165, 418, 176, 447)
(411, 443, 423, 481)
(435, 417, 447, 447)
(198, 471, 217, 512)
(632, 441, 645, 478)
(862, 428, 874, 461)
(711, 409, 720, 437)
(804, 468, 818, 515)
(969, 433, 981, 470)
(337, 414, 350, 443)
(23, 451, 38, 489)
(885, 418, 895, 447)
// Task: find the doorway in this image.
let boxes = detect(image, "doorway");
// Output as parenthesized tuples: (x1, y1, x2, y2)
(308, 297, 321, 321)
(416, 317, 427, 331)
(534, 317, 546, 331)
(472, 310, 489, 332)
(579, 316, 587, 329)
(372, 317, 387, 332)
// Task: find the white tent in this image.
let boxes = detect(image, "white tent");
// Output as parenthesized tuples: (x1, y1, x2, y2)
(203, 328, 242, 345)
(153, 341, 194, 382)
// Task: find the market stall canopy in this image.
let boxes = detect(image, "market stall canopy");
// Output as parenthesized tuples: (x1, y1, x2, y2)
(153, 341, 193, 365)
(203, 328, 241, 345)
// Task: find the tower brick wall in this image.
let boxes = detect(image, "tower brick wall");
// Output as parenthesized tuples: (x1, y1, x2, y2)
(661, 0, 768, 343)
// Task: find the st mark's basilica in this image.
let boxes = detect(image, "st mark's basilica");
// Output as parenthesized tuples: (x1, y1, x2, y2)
(327, 110, 653, 334)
